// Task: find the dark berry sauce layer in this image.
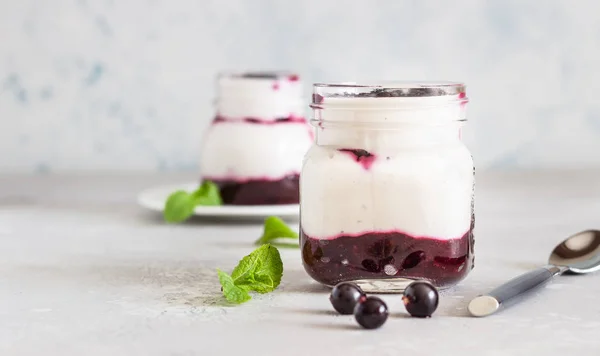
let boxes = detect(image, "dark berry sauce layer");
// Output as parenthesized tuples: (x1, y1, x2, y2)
(301, 226, 474, 288)
(209, 174, 300, 205)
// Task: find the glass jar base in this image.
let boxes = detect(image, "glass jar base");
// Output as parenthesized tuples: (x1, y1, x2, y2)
(355, 278, 418, 294)
(326, 278, 453, 294)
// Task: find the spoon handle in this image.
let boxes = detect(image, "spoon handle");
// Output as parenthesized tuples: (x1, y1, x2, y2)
(468, 265, 566, 317)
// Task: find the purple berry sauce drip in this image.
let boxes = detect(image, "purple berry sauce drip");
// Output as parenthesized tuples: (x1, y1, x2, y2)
(301, 229, 474, 288)
(245, 118, 262, 124)
(306, 126, 315, 141)
(212, 115, 312, 140)
(312, 93, 324, 105)
(458, 92, 467, 109)
(213, 115, 308, 125)
(338, 149, 376, 170)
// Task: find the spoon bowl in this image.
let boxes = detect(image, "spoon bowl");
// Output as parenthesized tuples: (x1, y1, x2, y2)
(549, 230, 600, 274)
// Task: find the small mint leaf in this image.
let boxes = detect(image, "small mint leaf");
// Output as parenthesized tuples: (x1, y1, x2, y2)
(231, 244, 283, 293)
(193, 181, 222, 206)
(163, 181, 222, 224)
(163, 190, 196, 223)
(255, 216, 299, 247)
(217, 269, 251, 304)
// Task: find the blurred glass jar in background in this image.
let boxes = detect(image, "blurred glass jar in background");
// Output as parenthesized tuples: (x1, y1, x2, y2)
(200, 72, 313, 205)
(300, 82, 474, 292)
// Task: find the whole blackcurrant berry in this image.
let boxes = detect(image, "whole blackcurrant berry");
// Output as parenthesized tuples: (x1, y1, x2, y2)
(354, 296, 388, 329)
(330, 282, 365, 315)
(402, 281, 439, 318)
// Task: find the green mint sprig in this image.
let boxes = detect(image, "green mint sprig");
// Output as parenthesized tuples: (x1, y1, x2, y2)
(163, 181, 222, 223)
(255, 216, 299, 248)
(217, 244, 283, 304)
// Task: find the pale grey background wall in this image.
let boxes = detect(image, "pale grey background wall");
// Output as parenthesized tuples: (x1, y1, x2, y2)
(1, 0, 599, 173)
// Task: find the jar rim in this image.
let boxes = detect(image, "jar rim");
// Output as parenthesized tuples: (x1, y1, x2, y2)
(314, 81, 464, 94)
(313, 81, 464, 101)
(311, 81, 468, 110)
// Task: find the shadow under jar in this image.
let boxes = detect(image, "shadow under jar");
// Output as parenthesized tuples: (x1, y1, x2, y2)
(300, 82, 475, 293)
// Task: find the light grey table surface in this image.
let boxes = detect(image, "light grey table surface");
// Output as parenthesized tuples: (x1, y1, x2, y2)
(1, 171, 600, 356)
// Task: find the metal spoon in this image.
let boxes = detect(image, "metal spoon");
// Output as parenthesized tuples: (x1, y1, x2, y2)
(468, 229, 600, 317)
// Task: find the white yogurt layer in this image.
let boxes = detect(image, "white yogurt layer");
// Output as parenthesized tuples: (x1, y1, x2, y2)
(201, 121, 312, 180)
(201, 73, 312, 181)
(217, 74, 304, 119)
(301, 93, 473, 240)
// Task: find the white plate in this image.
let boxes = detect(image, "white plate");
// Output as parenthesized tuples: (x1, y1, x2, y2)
(137, 182, 299, 219)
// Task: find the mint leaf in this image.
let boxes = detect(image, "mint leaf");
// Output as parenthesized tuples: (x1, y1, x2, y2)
(216, 244, 284, 304)
(164, 190, 197, 223)
(163, 181, 222, 223)
(192, 181, 222, 206)
(231, 244, 283, 294)
(255, 216, 299, 247)
(217, 269, 251, 304)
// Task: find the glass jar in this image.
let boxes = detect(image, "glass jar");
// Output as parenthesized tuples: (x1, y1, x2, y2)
(300, 82, 474, 292)
(200, 72, 313, 205)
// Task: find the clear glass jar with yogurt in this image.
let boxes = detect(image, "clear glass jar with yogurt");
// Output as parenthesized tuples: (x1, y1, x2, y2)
(300, 82, 474, 292)
(200, 72, 313, 205)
